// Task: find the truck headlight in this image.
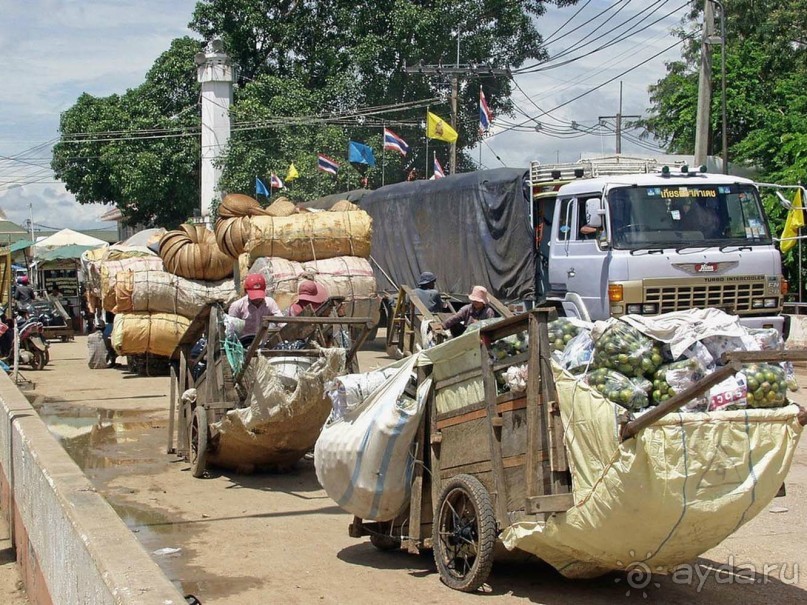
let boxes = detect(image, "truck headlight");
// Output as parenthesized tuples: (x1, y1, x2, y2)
(642, 303, 658, 314)
(764, 298, 778, 308)
(627, 304, 642, 314)
(752, 299, 764, 308)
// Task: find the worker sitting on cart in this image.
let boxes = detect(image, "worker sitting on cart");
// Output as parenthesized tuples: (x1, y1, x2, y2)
(228, 273, 283, 347)
(437, 285, 496, 337)
(412, 271, 445, 313)
(287, 279, 330, 317)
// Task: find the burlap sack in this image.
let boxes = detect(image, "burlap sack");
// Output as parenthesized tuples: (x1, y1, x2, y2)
(100, 257, 165, 312)
(111, 312, 191, 357)
(114, 270, 237, 318)
(245, 211, 372, 263)
(265, 196, 298, 217)
(329, 200, 359, 212)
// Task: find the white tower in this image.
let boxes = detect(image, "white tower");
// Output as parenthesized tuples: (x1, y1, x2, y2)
(195, 39, 233, 220)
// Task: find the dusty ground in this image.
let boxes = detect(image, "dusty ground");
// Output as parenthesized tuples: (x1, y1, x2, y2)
(3, 335, 807, 604)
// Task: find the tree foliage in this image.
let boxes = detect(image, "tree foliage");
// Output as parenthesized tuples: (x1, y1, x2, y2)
(53, 2, 576, 224)
(643, 0, 807, 286)
(52, 37, 203, 228)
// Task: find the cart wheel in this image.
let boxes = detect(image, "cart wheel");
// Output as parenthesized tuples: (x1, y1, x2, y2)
(30, 349, 46, 371)
(432, 474, 496, 592)
(189, 406, 209, 478)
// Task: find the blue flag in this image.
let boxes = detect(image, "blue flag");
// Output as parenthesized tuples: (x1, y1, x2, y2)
(255, 177, 270, 196)
(348, 140, 376, 167)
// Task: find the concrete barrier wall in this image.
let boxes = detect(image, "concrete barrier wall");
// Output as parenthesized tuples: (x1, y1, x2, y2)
(0, 373, 185, 605)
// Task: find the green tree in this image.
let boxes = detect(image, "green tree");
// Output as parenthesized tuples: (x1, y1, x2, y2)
(643, 0, 807, 287)
(52, 37, 203, 228)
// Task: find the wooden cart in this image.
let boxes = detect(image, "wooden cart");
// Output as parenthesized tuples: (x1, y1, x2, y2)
(385, 285, 513, 359)
(351, 310, 807, 592)
(168, 301, 374, 477)
(353, 308, 572, 591)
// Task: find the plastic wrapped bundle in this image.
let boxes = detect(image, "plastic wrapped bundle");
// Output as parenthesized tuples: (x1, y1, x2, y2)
(245, 210, 372, 262)
(743, 363, 788, 408)
(159, 224, 233, 280)
(100, 256, 165, 312)
(651, 358, 707, 409)
(555, 330, 594, 374)
(111, 312, 191, 357)
(548, 318, 582, 352)
(113, 270, 237, 318)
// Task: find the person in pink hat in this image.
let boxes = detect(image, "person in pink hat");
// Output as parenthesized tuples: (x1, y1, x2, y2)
(228, 273, 283, 345)
(440, 285, 496, 335)
(287, 279, 330, 317)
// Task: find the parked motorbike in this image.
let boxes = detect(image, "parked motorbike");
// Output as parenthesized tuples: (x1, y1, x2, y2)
(10, 305, 50, 370)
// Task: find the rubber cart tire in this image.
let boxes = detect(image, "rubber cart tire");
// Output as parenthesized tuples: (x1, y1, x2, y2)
(190, 406, 209, 478)
(432, 474, 497, 592)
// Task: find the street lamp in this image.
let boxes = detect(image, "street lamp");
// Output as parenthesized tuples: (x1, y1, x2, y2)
(710, 0, 728, 174)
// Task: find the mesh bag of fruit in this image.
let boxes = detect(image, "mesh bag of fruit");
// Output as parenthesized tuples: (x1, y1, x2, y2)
(584, 368, 650, 411)
(592, 321, 663, 378)
(548, 318, 582, 352)
(742, 363, 789, 408)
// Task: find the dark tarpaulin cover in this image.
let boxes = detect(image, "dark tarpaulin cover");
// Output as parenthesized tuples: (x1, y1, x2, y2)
(361, 168, 536, 303)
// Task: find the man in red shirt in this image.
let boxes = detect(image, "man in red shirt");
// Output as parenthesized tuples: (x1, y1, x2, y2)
(228, 274, 283, 345)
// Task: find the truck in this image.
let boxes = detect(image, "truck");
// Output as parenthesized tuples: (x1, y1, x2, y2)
(356, 158, 787, 333)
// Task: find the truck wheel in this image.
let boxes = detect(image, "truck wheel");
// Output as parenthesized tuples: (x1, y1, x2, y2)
(432, 474, 496, 592)
(190, 406, 208, 478)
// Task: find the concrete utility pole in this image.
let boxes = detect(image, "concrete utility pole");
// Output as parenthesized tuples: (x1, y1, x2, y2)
(404, 63, 508, 175)
(598, 82, 640, 155)
(195, 39, 234, 221)
(694, 0, 716, 167)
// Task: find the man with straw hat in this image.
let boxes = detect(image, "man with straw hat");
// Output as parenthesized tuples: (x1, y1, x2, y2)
(439, 285, 496, 335)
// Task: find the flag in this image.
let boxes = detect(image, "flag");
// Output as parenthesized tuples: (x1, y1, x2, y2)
(318, 154, 340, 175)
(270, 174, 284, 189)
(285, 163, 299, 182)
(479, 87, 493, 133)
(383, 128, 409, 156)
(433, 154, 445, 179)
(426, 111, 458, 143)
(255, 177, 269, 196)
(780, 188, 805, 252)
(348, 140, 376, 167)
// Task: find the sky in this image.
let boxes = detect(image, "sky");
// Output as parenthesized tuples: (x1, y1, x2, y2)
(0, 0, 693, 232)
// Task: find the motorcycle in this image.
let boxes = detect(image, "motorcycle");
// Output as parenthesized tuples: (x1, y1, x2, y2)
(8, 305, 50, 370)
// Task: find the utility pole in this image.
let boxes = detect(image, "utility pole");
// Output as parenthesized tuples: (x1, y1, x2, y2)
(404, 63, 507, 175)
(694, 0, 716, 167)
(195, 39, 233, 222)
(598, 82, 640, 155)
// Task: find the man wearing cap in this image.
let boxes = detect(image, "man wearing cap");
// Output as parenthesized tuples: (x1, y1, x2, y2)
(287, 280, 330, 317)
(412, 271, 444, 313)
(440, 285, 496, 335)
(228, 273, 283, 344)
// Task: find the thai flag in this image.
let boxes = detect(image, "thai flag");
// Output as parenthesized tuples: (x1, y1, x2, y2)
(317, 154, 340, 175)
(383, 128, 409, 156)
(479, 88, 493, 134)
(270, 174, 284, 189)
(433, 155, 446, 179)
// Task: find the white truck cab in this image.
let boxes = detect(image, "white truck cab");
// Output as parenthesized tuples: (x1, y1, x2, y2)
(536, 162, 785, 333)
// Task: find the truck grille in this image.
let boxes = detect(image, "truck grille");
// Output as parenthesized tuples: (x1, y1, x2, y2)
(644, 282, 766, 313)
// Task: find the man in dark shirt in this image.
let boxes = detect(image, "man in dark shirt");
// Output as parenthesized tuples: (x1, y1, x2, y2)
(440, 285, 496, 335)
(412, 271, 444, 313)
(13, 276, 35, 305)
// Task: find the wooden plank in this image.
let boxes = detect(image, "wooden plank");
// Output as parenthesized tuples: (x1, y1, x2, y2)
(722, 350, 807, 363)
(177, 348, 188, 457)
(436, 408, 487, 430)
(537, 311, 569, 477)
(480, 337, 510, 527)
(500, 409, 529, 458)
(492, 351, 530, 373)
(406, 369, 429, 552)
(435, 398, 527, 430)
(526, 493, 575, 514)
(497, 397, 527, 414)
(487, 294, 514, 319)
(621, 362, 740, 440)
(167, 366, 177, 454)
(261, 315, 374, 326)
(438, 418, 491, 467)
(525, 312, 542, 500)
(436, 400, 487, 423)
(496, 390, 524, 405)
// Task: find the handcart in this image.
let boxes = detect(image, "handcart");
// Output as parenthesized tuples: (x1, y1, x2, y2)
(349, 309, 807, 592)
(385, 285, 513, 359)
(168, 301, 374, 478)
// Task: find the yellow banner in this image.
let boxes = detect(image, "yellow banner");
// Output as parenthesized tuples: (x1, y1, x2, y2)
(780, 188, 805, 253)
(426, 111, 458, 143)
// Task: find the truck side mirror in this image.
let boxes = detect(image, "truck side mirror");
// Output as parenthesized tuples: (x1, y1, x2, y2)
(585, 198, 604, 228)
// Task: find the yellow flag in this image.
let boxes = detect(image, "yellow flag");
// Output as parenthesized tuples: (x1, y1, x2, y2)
(780, 188, 805, 253)
(285, 163, 300, 182)
(426, 111, 458, 143)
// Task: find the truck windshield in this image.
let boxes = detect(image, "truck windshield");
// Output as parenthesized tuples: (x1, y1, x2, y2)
(607, 183, 771, 250)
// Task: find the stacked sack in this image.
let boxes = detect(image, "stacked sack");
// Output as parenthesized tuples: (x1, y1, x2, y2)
(216, 193, 377, 323)
(550, 311, 797, 413)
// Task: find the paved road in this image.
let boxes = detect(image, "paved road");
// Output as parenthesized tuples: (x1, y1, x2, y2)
(7, 336, 807, 604)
